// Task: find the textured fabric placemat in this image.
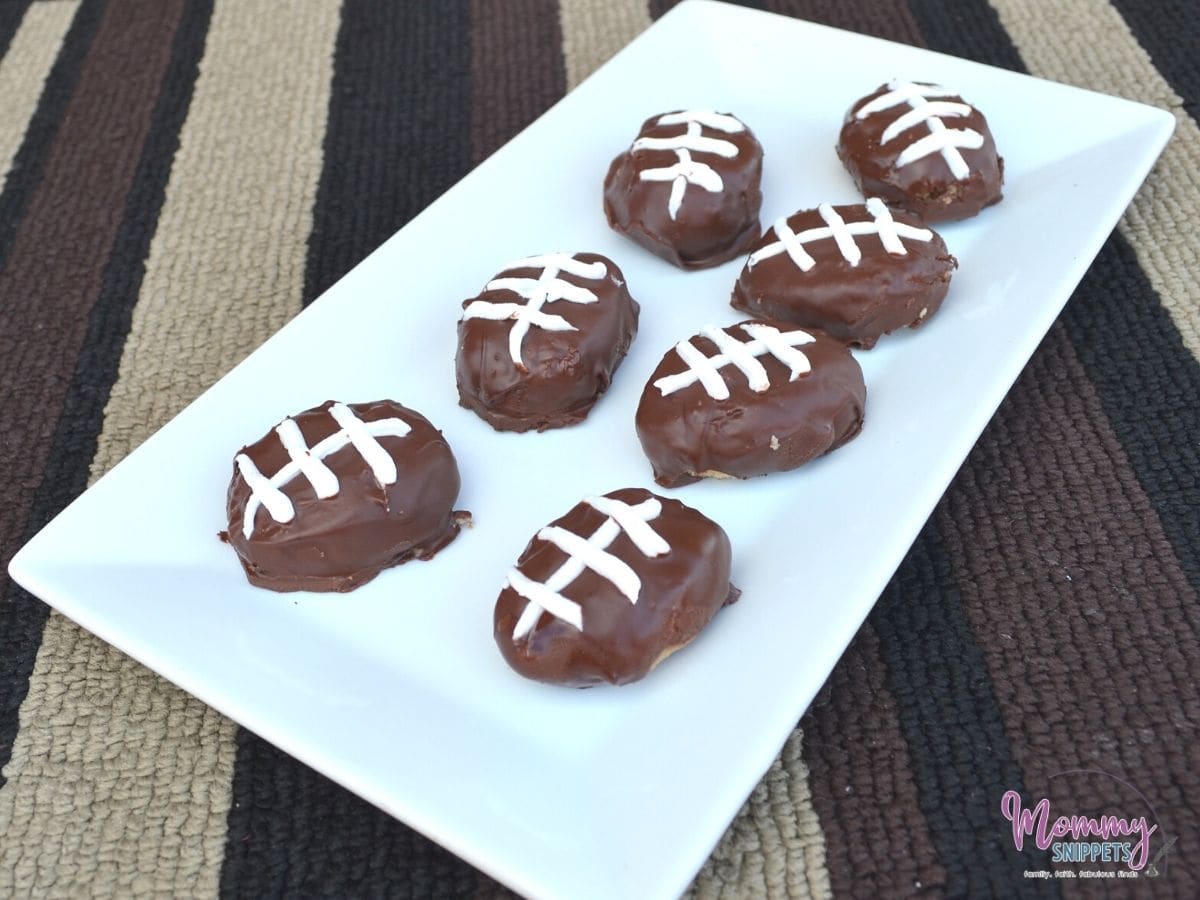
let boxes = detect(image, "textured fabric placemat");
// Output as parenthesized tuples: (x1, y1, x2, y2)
(1, 1, 1196, 896)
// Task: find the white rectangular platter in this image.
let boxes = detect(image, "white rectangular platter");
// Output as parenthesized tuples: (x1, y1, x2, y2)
(8, 2, 1174, 898)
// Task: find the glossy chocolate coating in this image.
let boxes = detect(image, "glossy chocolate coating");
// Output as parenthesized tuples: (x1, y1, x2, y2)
(494, 487, 738, 687)
(456, 253, 639, 432)
(224, 400, 465, 592)
(731, 203, 957, 348)
(838, 83, 1003, 222)
(603, 111, 764, 269)
(635, 320, 866, 487)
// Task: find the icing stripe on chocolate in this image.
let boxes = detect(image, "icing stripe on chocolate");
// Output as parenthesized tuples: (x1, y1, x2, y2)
(855, 80, 984, 179)
(654, 109, 746, 133)
(539, 525, 641, 602)
(240, 404, 411, 539)
(896, 126, 985, 174)
(496, 252, 607, 281)
(274, 419, 339, 499)
(507, 567, 583, 632)
(703, 325, 771, 395)
(655, 324, 816, 400)
(819, 204, 862, 267)
(748, 199, 933, 271)
(236, 453, 294, 527)
(739, 323, 815, 380)
(865, 197, 915, 255)
(509, 495, 666, 640)
(328, 400, 400, 486)
(633, 111, 746, 220)
(674, 335, 736, 400)
(633, 128, 739, 159)
(855, 80, 961, 117)
(881, 100, 973, 143)
(585, 494, 670, 556)
(463, 252, 606, 369)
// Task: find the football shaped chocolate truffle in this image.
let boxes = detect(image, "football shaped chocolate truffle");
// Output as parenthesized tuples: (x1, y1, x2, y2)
(456, 252, 639, 432)
(224, 400, 466, 592)
(603, 109, 764, 269)
(838, 80, 1002, 222)
(494, 487, 738, 687)
(635, 321, 866, 487)
(732, 199, 957, 348)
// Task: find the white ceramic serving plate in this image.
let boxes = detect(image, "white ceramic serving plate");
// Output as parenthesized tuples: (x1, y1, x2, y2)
(9, 2, 1173, 897)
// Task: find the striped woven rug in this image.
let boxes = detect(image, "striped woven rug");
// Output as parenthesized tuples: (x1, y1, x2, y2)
(1, 0, 1196, 896)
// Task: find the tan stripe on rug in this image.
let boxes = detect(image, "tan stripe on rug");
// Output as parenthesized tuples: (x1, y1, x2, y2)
(0, 1, 79, 188)
(90, 0, 341, 473)
(558, 0, 652, 90)
(988, 0, 1200, 361)
(687, 728, 833, 899)
(0, 1, 342, 896)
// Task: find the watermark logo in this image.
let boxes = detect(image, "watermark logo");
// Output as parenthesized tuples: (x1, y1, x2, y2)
(1001, 790, 1155, 869)
(1000, 769, 1173, 882)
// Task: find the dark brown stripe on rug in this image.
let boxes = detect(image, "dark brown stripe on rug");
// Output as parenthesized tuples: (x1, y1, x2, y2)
(765, 0, 923, 43)
(801, 624, 948, 897)
(908, 0, 1022, 71)
(1060, 235, 1200, 595)
(301, 0, 474, 307)
(1109, 0, 1200, 125)
(219, 3, 501, 897)
(866, 523, 1060, 897)
(0, 0, 33, 63)
(470, 0, 565, 164)
(0, 0, 98, 277)
(938, 322, 1200, 896)
(649, 0, 768, 20)
(221, 735, 499, 899)
(0, 0, 186, 785)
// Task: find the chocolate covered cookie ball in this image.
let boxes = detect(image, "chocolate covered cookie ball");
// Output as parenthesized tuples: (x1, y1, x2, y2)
(838, 80, 1002, 222)
(224, 400, 466, 592)
(635, 320, 866, 487)
(456, 252, 639, 432)
(604, 110, 764, 269)
(732, 199, 957, 348)
(494, 487, 738, 687)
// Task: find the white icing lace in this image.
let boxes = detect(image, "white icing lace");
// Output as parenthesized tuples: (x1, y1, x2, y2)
(509, 495, 669, 640)
(237, 403, 411, 539)
(461, 253, 607, 369)
(633, 110, 746, 220)
(748, 198, 933, 272)
(855, 81, 984, 179)
(654, 323, 816, 401)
